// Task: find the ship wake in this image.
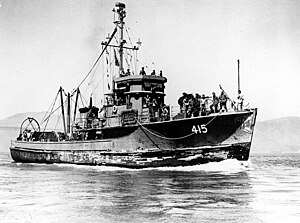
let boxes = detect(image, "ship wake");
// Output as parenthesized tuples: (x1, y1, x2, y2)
(47, 158, 253, 172)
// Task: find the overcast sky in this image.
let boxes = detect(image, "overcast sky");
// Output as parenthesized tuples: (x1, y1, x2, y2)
(0, 0, 299, 121)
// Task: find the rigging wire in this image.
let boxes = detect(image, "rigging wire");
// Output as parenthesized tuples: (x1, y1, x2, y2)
(135, 118, 195, 140)
(113, 35, 119, 44)
(79, 28, 117, 98)
(91, 70, 106, 96)
(125, 49, 130, 68)
(42, 92, 59, 132)
(126, 26, 157, 70)
(82, 58, 101, 96)
(125, 26, 138, 73)
(42, 100, 66, 132)
(54, 112, 62, 131)
(134, 112, 222, 141)
(83, 54, 102, 96)
(38, 22, 160, 131)
(125, 26, 134, 47)
(41, 89, 60, 125)
(79, 91, 88, 107)
(75, 27, 118, 92)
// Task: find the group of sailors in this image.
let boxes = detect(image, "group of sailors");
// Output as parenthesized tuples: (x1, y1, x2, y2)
(178, 90, 244, 118)
(120, 67, 163, 77)
(143, 94, 169, 121)
(21, 129, 33, 141)
(140, 67, 163, 77)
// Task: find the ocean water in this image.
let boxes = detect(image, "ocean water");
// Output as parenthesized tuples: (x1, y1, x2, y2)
(0, 151, 300, 223)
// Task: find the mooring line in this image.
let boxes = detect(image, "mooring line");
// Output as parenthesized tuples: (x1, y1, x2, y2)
(134, 111, 222, 141)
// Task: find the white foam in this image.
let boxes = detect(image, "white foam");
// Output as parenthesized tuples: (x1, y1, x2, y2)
(52, 159, 253, 172)
(153, 159, 252, 172)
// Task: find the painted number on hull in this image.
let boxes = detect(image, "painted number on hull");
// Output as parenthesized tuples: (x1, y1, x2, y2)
(192, 125, 208, 134)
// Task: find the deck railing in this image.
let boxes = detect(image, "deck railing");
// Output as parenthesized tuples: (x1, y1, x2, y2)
(74, 101, 251, 130)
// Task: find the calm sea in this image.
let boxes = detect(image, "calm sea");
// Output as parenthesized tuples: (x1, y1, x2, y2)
(0, 150, 300, 223)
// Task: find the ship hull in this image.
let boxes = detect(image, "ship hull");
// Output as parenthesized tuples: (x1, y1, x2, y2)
(10, 143, 251, 168)
(10, 109, 257, 168)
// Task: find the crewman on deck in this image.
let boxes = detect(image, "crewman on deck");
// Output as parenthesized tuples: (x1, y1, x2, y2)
(144, 94, 151, 107)
(219, 90, 228, 112)
(120, 68, 126, 77)
(210, 92, 219, 113)
(178, 92, 187, 112)
(200, 94, 207, 116)
(152, 98, 159, 119)
(117, 97, 123, 105)
(161, 104, 169, 121)
(193, 93, 201, 117)
(125, 69, 131, 76)
(182, 96, 189, 118)
(140, 67, 146, 75)
(237, 90, 244, 111)
(152, 98, 158, 108)
(186, 95, 194, 118)
(25, 130, 32, 141)
(151, 70, 156, 75)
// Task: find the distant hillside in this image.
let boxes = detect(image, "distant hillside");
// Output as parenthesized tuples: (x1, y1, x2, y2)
(0, 112, 63, 131)
(252, 116, 300, 153)
(1, 113, 299, 154)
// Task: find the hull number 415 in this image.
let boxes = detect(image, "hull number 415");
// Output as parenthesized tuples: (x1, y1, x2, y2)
(192, 125, 208, 134)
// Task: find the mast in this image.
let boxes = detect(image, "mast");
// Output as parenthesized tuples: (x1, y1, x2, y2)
(73, 88, 80, 123)
(102, 2, 139, 80)
(59, 87, 67, 136)
(237, 59, 240, 93)
(115, 2, 126, 77)
(67, 92, 71, 134)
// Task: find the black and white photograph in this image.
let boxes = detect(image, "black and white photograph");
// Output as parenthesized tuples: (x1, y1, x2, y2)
(0, 0, 299, 222)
